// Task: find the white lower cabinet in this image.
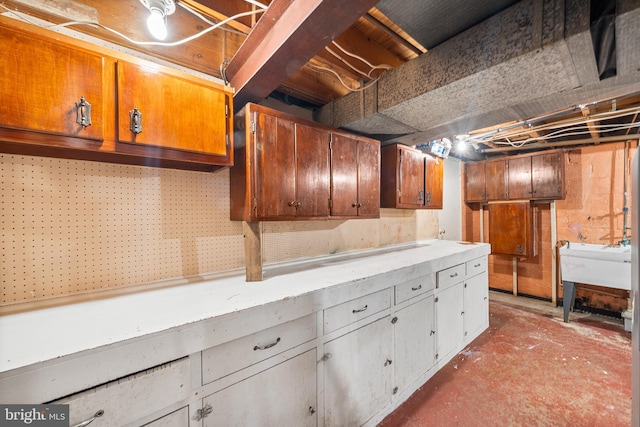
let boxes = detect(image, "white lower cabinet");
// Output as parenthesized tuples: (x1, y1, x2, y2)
(200, 349, 317, 426)
(54, 358, 190, 427)
(435, 281, 465, 362)
(393, 296, 435, 393)
(143, 407, 190, 427)
(323, 316, 393, 427)
(464, 271, 489, 341)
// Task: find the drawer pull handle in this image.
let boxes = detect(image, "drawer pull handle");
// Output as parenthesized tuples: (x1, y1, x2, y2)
(254, 337, 281, 351)
(73, 410, 104, 427)
(474, 263, 481, 267)
(352, 305, 368, 314)
(450, 273, 458, 278)
(411, 284, 422, 291)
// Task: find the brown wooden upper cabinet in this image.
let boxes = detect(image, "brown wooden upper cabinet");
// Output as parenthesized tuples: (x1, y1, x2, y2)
(485, 159, 508, 200)
(230, 103, 380, 221)
(116, 62, 232, 167)
(507, 150, 565, 200)
(464, 150, 565, 203)
(464, 161, 486, 203)
(380, 144, 443, 209)
(330, 133, 380, 218)
(0, 21, 105, 147)
(0, 18, 233, 172)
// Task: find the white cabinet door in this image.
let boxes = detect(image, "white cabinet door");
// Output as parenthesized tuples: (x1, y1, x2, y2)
(435, 282, 464, 362)
(464, 271, 489, 341)
(323, 316, 393, 427)
(201, 349, 317, 427)
(394, 296, 435, 393)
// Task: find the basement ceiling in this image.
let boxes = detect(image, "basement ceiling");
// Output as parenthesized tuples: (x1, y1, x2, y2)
(2, 0, 639, 161)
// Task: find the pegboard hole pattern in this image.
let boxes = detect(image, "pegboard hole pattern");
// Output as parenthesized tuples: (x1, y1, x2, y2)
(1, 154, 440, 306)
(1, 154, 244, 305)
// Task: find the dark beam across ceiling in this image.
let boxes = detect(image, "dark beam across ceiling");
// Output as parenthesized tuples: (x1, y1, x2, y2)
(225, 0, 380, 112)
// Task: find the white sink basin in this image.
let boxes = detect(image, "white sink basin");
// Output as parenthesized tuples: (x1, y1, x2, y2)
(560, 243, 631, 290)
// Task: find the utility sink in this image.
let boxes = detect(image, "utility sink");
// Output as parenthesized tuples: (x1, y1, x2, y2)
(560, 243, 631, 290)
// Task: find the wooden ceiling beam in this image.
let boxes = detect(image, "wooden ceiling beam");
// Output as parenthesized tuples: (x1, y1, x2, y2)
(225, 0, 380, 111)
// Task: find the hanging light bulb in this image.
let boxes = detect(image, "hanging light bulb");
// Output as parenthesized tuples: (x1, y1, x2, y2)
(140, 0, 176, 40)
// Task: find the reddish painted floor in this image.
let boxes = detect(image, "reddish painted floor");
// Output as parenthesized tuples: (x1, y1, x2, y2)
(379, 296, 632, 427)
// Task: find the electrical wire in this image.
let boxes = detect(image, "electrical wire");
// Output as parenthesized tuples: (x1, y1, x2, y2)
(305, 63, 381, 93)
(178, 2, 247, 36)
(0, 3, 264, 47)
(330, 41, 393, 77)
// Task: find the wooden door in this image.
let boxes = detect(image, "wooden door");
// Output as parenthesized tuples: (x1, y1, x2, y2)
(356, 139, 380, 217)
(394, 296, 435, 393)
(0, 25, 104, 143)
(507, 157, 532, 200)
(398, 147, 425, 208)
(116, 61, 231, 162)
(295, 123, 330, 217)
(485, 159, 508, 200)
(424, 155, 444, 208)
(464, 162, 486, 203)
(330, 133, 359, 217)
(254, 113, 296, 218)
(531, 151, 564, 199)
(489, 202, 535, 256)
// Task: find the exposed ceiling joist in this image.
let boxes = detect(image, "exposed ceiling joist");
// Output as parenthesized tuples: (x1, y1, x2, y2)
(225, 0, 380, 111)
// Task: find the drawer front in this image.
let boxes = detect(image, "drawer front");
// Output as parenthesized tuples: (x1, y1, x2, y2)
(56, 358, 190, 427)
(437, 263, 465, 289)
(466, 256, 487, 278)
(202, 313, 316, 385)
(143, 407, 189, 427)
(324, 288, 392, 334)
(395, 274, 435, 304)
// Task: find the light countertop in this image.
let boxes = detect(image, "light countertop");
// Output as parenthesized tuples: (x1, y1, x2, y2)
(0, 239, 490, 374)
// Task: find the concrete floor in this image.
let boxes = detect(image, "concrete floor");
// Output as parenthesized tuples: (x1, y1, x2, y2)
(379, 291, 632, 426)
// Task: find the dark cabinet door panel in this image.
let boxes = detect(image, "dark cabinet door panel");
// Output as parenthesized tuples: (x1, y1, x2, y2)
(295, 124, 330, 217)
(464, 162, 486, 203)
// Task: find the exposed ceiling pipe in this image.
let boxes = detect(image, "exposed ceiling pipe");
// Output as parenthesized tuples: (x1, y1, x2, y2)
(479, 135, 640, 153)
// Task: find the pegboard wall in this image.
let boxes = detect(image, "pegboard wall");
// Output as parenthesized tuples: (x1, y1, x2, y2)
(1, 154, 440, 307)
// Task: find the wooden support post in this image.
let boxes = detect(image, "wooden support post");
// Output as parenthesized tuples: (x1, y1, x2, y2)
(243, 221, 263, 281)
(512, 257, 518, 296)
(551, 201, 557, 304)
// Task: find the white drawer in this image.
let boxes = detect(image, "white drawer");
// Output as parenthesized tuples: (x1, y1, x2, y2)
(143, 407, 189, 427)
(56, 358, 190, 427)
(437, 263, 465, 289)
(324, 288, 392, 334)
(466, 256, 487, 278)
(395, 274, 435, 304)
(202, 313, 316, 385)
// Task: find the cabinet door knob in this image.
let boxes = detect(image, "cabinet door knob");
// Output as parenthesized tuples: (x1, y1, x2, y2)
(391, 316, 398, 324)
(288, 201, 296, 207)
(384, 358, 393, 366)
(309, 406, 316, 415)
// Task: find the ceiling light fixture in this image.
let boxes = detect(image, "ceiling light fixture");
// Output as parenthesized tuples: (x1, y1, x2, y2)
(140, 0, 176, 40)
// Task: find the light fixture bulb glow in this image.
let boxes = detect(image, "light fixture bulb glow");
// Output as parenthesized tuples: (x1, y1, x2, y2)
(147, 8, 167, 40)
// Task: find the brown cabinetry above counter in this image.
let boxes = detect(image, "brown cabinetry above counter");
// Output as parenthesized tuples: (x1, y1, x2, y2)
(0, 18, 233, 172)
(230, 103, 380, 221)
(380, 144, 444, 209)
(464, 149, 565, 203)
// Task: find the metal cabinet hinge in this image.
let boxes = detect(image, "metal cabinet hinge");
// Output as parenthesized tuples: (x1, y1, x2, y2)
(225, 103, 229, 119)
(392, 386, 399, 395)
(251, 120, 256, 134)
(192, 404, 212, 421)
(321, 353, 332, 362)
